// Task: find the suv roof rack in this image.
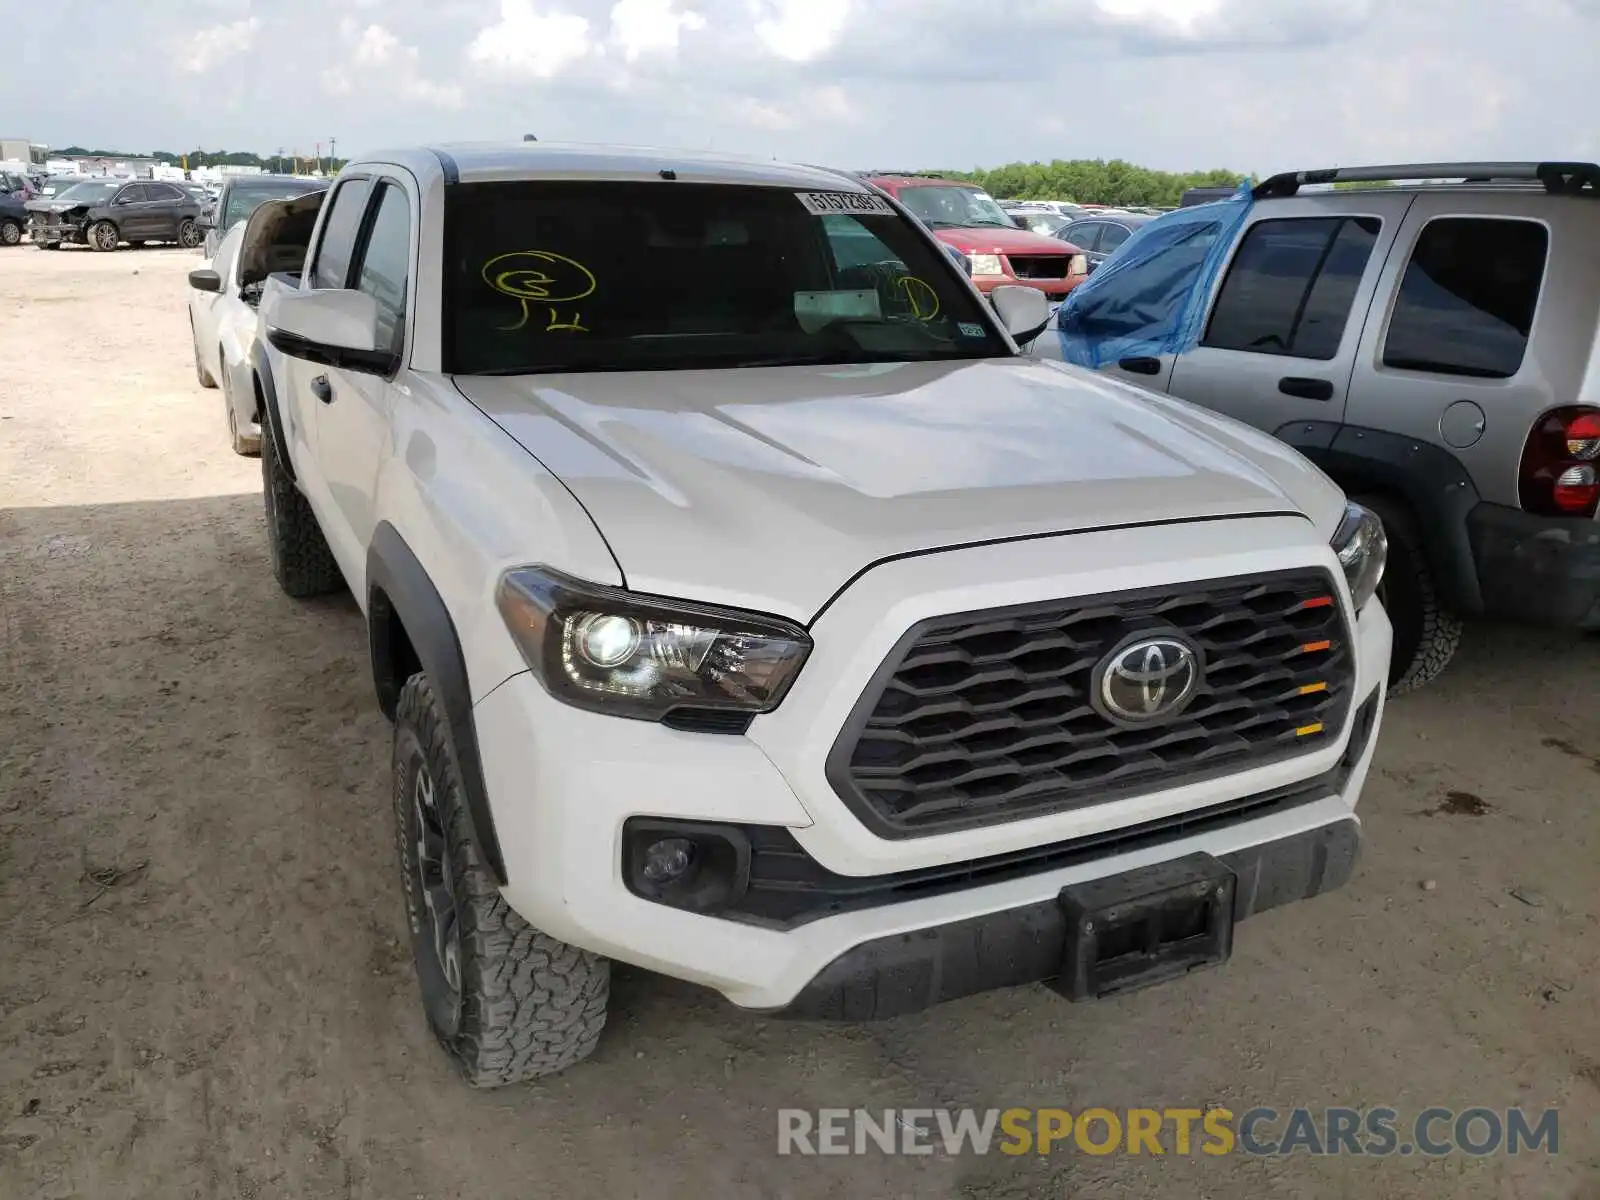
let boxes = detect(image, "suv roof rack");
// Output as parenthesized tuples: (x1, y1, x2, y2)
(1253, 161, 1600, 200)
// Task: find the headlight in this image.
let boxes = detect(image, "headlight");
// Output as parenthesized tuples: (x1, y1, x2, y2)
(968, 253, 1006, 276)
(495, 566, 812, 722)
(1068, 254, 1088, 276)
(1331, 502, 1387, 611)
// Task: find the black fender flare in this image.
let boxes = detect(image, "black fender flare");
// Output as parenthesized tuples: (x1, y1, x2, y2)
(367, 522, 507, 884)
(1274, 421, 1484, 615)
(250, 340, 295, 483)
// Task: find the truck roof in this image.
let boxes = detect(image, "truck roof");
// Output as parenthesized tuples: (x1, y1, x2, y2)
(356, 141, 869, 193)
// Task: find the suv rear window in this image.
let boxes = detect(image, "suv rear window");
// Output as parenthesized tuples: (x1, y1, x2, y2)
(1203, 216, 1380, 360)
(1381, 217, 1548, 379)
(442, 181, 1008, 375)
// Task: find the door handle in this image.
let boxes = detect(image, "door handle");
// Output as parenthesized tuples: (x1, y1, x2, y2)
(1278, 376, 1334, 401)
(310, 375, 334, 404)
(1118, 356, 1162, 376)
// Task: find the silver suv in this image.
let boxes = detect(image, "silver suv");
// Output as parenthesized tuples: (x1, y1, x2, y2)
(1034, 161, 1600, 692)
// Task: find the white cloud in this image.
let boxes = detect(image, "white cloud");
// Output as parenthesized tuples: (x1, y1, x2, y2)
(752, 0, 850, 61)
(609, 0, 706, 61)
(354, 23, 401, 63)
(324, 20, 463, 108)
(466, 0, 595, 77)
(182, 16, 262, 72)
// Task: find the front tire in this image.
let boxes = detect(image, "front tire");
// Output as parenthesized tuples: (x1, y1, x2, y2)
(87, 220, 119, 252)
(177, 219, 202, 249)
(260, 412, 342, 597)
(393, 674, 609, 1087)
(1360, 494, 1462, 694)
(0, 219, 21, 247)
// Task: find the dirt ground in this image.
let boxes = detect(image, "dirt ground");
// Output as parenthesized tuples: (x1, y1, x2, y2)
(0, 245, 1597, 1200)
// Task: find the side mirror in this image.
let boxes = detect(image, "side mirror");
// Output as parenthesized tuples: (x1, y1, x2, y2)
(266, 289, 395, 375)
(989, 284, 1052, 346)
(188, 268, 222, 293)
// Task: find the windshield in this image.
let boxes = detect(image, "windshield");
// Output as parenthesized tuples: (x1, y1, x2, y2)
(443, 180, 1009, 376)
(39, 178, 82, 196)
(52, 181, 119, 204)
(895, 184, 1016, 229)
(223, 179, 325, 231)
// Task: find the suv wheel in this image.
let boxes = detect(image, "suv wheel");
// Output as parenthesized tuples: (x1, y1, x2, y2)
(260, 413, 343, 597)
(0, 219, 21, 247)
(1360, 494, 1462, 694)
(177, 219, 202, 249)
(393, 674, 610, 1086)
(87, 220, 119, 252)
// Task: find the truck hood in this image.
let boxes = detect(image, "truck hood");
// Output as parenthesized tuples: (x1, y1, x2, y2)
(933, 225, 1070, 256)
(453, 359, 1345, 622)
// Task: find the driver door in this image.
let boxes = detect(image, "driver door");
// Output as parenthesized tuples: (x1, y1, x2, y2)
(112, 184, 154, 239)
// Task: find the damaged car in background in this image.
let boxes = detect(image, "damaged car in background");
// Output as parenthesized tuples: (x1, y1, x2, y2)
(188, 190, 327, 455)
(27, 178, 203, 251)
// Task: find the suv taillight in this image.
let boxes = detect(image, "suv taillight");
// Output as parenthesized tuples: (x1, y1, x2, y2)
(1520, 406, 1600, 517)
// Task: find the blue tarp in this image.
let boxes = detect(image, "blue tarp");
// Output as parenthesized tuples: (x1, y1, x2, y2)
(1051, 183, 1254, 369)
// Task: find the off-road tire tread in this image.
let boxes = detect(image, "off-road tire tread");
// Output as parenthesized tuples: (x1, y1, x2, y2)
(261, 419, 342, 597)
(394, 675, 609, 1087)
(1359, 494, 1462, 695)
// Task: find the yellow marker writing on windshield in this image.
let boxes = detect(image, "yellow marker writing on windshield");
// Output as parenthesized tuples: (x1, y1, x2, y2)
(481, 250, 598, 332)
(895, 275, 940, 321)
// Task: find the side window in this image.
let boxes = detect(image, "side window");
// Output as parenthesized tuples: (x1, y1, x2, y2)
(115, 184, 146, 204)
(352, 182, 412, 356)
(310, 178, 374, 290)
(1063, 222, 1101, 251)
(1203, 216, 1380, 360)
(1382, 217, 1548, 379)
(148, 183, 183, 203)
(1100, 224, 1132, 252)
(820, 213, 900, 273)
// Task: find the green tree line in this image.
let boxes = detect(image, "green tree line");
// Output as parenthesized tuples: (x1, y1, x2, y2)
(936, 159, 1251, 207)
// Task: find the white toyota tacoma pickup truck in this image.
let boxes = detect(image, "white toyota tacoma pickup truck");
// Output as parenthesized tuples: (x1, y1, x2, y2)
(250, 142, 1392, 1088)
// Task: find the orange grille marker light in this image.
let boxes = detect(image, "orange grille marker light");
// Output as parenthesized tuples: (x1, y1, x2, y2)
(1295, 722, 1326, 737)
(1299, 682, 1328, 696)
(1301, 596, 1335, 610)
(1299, 639, 1333, 654)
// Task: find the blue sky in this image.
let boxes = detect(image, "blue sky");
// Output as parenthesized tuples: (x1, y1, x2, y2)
(16, 0, 1600, 174)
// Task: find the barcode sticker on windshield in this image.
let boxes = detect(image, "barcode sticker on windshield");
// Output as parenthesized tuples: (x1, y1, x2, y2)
(795, 191, 894, 217)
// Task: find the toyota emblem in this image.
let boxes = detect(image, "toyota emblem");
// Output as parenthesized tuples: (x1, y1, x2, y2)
(1095, 636, 1201, 723)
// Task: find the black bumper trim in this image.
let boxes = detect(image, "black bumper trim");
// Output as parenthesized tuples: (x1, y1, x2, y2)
(1467, 502, 1600, 630)
(767, 818, 1362, 1021)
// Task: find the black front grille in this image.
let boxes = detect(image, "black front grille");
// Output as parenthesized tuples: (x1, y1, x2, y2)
(1007, 255, 1070, 280)
(827, 570, 1354, 838)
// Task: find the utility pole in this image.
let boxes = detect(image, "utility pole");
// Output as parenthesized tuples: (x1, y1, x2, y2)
(329, 137, 336, 173)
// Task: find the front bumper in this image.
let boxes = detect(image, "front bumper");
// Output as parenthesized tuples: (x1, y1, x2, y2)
(775, 817, 1361, 1019)
(471, 520, 1392, 1012)
(972, 274, 1082, 302)
(1468, 501, 1600, 629)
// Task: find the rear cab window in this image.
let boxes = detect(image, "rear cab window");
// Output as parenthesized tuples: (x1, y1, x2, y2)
(1380, 217, 1548, 379)
(442, 180, 1009, 375)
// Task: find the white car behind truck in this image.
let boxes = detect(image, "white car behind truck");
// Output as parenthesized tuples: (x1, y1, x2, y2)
(248, 142, 1393, 1087)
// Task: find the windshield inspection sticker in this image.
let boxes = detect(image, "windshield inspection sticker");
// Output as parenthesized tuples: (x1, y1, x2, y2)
(795, 191, 894, 217)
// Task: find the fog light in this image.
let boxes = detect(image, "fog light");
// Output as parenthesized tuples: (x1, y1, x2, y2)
(641, 837, 696, 884)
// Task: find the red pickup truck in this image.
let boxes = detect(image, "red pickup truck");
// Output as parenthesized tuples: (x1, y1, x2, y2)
(862, 172, 1088, 304)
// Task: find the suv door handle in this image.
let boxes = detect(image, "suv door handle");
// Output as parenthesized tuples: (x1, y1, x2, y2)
(310, 375, 334, 404)
(1118, 356, 1162, 375)
(1278, 376, 1334, 401)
